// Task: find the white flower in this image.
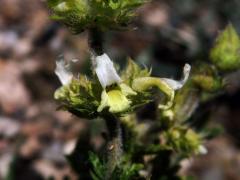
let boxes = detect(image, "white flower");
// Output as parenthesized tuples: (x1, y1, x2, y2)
(55, 55, 78, 85)
(132, 63, 191, 110)
(160, 64, 191, 90)
(92, 53, 137, 113)
(93, 53, 121, 88)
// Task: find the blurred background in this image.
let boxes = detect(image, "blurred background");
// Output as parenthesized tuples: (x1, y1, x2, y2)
(0, 0, 240, 179)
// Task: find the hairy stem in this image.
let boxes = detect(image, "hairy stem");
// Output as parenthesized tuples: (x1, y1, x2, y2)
(104, 115, 123, 179)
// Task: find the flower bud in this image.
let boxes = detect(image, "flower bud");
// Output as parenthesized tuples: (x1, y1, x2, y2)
(47, 0, 147, 33)
(210, 24, 240, 71)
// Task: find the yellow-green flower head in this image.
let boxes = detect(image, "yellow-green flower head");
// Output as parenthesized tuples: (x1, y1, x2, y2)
(54, 54, 191, 118)
(47, 0, 148, 33)
(93, 53, 137, 113)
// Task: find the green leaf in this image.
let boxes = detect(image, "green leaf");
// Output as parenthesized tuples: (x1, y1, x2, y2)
(89, 152, 106, 180)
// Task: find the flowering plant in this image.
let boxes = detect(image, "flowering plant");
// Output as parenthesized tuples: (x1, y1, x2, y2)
(47, 0, 240, 179)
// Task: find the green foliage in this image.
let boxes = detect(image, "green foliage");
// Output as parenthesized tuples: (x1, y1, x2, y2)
(89, 152, 107, 180)
(113, 162, 143, 180)
(210, 24, 240, 71)
(89, 152, 143, 180)
(47, 0, 148, 33)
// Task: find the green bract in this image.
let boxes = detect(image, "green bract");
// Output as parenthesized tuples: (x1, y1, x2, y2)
(54, 76, 101, 118)
(210, 24, 240, 71)
(47, 0, 147, 33)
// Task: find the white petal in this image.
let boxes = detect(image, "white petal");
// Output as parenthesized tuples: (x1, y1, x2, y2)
(63, 139, 78, 155)
(160, 64, 191, 90)
(198, 145, 208, 155)
(94, 53, 121, 88)
(55, 56, 75, 85)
